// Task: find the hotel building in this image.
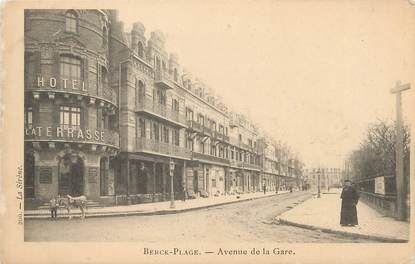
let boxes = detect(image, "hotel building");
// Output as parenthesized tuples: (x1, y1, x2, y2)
(24, 9, 303, 207)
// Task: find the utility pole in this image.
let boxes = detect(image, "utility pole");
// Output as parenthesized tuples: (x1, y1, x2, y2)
(391, 81, 410, 221)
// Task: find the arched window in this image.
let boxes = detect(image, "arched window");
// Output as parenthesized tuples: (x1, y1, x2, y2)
(102, 26, 108, 47)
(65, 10, 78, 33)
(137, 42, 144, 58)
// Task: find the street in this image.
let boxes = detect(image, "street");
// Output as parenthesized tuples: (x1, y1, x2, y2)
(24, 192, 378, 242)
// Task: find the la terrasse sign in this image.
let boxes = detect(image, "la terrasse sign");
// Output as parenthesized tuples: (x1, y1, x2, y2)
(25, 126, 105, 142)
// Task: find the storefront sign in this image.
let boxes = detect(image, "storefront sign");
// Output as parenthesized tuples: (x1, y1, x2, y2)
(25, 126, 105, 142)
(375, 176, 385, 195)
(37, 76, 87, 91)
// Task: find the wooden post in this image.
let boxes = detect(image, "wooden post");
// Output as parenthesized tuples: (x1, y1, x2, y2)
(391, 81, 410, 221)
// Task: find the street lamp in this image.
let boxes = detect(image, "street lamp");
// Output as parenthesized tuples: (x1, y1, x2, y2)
(169, 159, 175, 209)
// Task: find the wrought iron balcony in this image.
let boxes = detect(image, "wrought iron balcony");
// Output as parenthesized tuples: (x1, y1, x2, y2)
(136, 137, 191, 159)
(192, 152, 230, 165)
(187, 120, 203, 133)
(154, 71, 175, 90)
(137, 97, 186, 127)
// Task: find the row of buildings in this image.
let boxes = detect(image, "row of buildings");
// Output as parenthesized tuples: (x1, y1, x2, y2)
(24, 9, 304, 207)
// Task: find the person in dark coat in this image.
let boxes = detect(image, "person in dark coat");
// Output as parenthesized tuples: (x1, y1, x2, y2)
(340, 180, 360, 226)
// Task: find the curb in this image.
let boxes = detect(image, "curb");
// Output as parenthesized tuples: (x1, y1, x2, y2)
(276, 218, 408, 243)
(25, 191, 295, 220)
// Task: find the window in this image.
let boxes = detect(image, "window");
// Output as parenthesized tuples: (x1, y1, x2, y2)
(65, 10, 78, 33)
(163, 126, 169, 143)
(212, 178, 216, 188)
(102, 26, 107, 47)
(60, 56, 82, 80)
(153, 123, 159, 142)
(59, 106, 81, 129)
(25, 53, 36, 88)
(137, 41, 144, 58)
(139, 118, 146, 138)
(173, 68, 178, 82)
(25, 107, 33, 128)
(186, 108, 193, 121)
(172, 98, 179, 112)
(173, 129, 179, 146)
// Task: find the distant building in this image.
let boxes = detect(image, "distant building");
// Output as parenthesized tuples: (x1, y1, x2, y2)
(303, 167, 342, 190)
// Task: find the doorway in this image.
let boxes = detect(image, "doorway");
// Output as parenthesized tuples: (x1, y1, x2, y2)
(59, 154, 84, 196)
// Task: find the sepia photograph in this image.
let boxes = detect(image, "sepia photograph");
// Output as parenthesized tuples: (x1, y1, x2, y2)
(1, 1, 414, 263)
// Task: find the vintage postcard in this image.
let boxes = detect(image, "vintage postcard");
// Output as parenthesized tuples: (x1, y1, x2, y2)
(0, 1, 414, 263)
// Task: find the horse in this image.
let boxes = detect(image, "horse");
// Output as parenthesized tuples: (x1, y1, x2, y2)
(58, 195, 88, 219)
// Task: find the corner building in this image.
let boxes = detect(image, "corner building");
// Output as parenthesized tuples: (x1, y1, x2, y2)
(24, 9, 303, 207)
(24, 10, 120, 206)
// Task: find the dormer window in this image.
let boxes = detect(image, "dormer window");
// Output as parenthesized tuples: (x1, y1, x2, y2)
(65, 10, 78, 33)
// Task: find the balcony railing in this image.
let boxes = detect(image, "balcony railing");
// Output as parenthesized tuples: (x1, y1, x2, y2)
(192, 152, 230, 165)
(137, 97, 186, 126)
(136, 137, 191, 159)
(203, 126, 212, 135)
(24, 124, 119, 148)
(243, 162, 261, 170)
(187, 120, 203, 132)
(154, 71, 175, 90)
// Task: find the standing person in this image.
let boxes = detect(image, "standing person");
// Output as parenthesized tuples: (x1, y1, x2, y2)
(49, 196, 59, 220)
(263, 183, 266, 195)
(340, 180, 360, 226)
(182, 184, 187, 202)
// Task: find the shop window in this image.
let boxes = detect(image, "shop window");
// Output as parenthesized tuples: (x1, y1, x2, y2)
(60, 55, 82, 80)
(65, 10, 78, 33)
(24, 106, 33, 128)
(212, 178, 216, 188)
(60, 106, 81, 129)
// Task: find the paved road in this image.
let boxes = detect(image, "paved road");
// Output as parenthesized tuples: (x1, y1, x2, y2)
(24, 192, 377, 242)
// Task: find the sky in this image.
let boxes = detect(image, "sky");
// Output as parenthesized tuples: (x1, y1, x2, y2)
(119, 0, 415, 168)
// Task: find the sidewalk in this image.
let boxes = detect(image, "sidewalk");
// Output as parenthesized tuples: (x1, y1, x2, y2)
(25, 190, 291, 219)
(275, 190, 410, 242)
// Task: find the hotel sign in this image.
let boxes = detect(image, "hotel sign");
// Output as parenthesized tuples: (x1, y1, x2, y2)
(36, 76, 87, 91)
(25, 126, 105, 142)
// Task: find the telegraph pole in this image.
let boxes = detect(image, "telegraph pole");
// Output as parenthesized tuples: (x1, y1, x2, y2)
(391, 81, 410, 221)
